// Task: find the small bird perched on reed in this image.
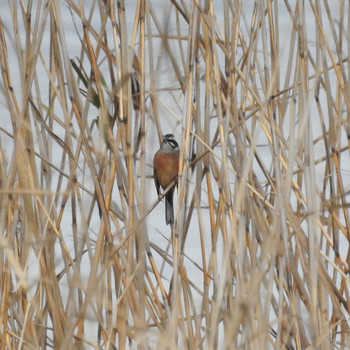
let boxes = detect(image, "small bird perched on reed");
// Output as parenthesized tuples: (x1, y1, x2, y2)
(153, 134, 180, 225)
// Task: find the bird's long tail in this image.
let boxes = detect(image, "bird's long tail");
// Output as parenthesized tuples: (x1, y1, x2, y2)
(165, 189, 174, 225)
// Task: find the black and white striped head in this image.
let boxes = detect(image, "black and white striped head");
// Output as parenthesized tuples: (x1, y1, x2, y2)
(160, 134, 179, 152)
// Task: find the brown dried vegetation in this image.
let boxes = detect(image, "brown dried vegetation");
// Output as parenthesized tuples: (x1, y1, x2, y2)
(0, 1, 349, 349)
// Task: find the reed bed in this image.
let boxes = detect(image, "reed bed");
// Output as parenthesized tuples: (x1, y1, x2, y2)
(0, 0, 349, 349)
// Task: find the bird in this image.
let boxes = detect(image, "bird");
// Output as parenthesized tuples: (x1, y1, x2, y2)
(153, 134, 180, 225)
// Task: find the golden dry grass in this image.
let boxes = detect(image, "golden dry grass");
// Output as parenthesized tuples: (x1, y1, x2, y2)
(0, 0, 350, 349)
